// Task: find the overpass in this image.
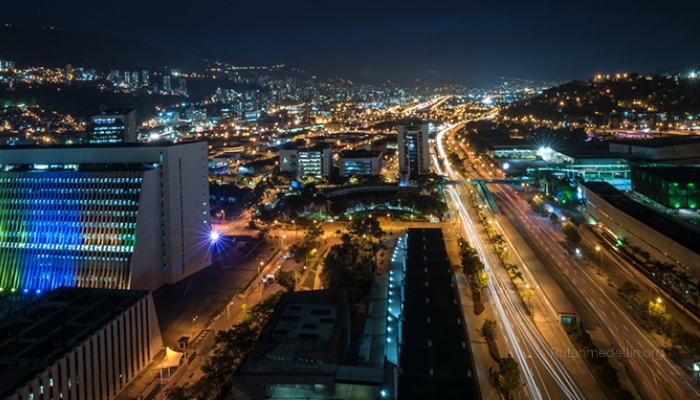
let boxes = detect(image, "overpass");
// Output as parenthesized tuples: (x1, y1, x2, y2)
(444, 179, 523, 186)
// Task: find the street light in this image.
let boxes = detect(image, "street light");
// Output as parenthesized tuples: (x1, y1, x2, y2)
(192, 316, 198, 337)
(596, 246, 604, 271)
(259, 261, 264, 290)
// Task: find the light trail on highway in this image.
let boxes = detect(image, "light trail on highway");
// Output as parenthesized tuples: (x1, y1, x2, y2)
(492, 184, 700, 400)
(434, 121, 587, 400)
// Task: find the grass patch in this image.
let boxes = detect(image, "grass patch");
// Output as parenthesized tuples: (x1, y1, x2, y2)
(303, 271, 316, 289)
(242, 249, 281, 292)
(313, 248, 328, 269)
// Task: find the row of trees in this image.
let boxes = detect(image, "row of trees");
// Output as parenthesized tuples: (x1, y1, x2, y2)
(166, 291, 285, 400)
(567, 321, 635, 399)
(621, 282, 700, 358)
(320, 216, 385, 303)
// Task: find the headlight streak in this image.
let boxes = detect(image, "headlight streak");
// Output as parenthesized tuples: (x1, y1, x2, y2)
(436, 121, 586, 400)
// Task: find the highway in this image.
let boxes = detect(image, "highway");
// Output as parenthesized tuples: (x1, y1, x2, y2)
(457, 131, 700, 400)
(490, 183, 700, 400)
(435, 122, 588, 400)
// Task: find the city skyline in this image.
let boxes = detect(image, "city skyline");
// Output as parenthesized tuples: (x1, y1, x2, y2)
(4, 0, 700, 86)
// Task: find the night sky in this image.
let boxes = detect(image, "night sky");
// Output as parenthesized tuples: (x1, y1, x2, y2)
(5, 0, 700, 86)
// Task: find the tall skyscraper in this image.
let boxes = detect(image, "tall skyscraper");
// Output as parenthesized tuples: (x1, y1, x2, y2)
(142, 69, 150, 86)
(163, 75, 172, 91)
(132, 71, 139, 87)
(397, 118, 430, 177)
(178, 77, 187, 95)
(0, 141, 213, 292)
(87, 108, 137, 144)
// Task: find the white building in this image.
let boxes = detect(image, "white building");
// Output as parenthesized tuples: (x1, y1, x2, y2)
(397, 119, 430, 177)
(0, 141, 212, 292)
(279, 147, 333, 178)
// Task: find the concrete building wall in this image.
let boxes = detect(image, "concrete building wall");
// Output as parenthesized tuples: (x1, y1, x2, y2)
(131, 169, 163, 290)
(9, 294, 162, 400)
(580, 184, 700, 277)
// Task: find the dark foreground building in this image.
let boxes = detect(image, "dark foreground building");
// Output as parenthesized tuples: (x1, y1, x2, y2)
(0, 287, 163, 400)
(232, 288, 388, 399)
(399, 228, 479, 399)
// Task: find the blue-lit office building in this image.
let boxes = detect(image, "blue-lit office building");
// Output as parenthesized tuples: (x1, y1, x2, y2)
(87, 108, 137, 144)
(339, 150, 383, 176)
(0, 141, 212, 293)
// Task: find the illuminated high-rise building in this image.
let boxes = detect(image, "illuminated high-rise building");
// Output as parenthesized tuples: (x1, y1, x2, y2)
(142, 69, 150, 86)
(397, 118, 430, 177)
(163, 75, 172, 91)
(0, 141, 213, 292)
(88, 108, 137, 144)
(178, 77, 187, 95)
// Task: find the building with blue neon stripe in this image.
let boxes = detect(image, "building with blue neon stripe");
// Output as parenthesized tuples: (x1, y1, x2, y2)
(0, 141, 212, 292)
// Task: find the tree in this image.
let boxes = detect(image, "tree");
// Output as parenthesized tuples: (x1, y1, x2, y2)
(549, 213, 560, 227)
(492, 234, 506, 247)
(498, 355, 521, 395)
(346, 215, 385, 241)
(200, 320, 259, 393)
(461, 243, 484, 277)
(598, 362, 620, 390)
(289, 241, 314, 265)
(304, 222, 325, 242)
(484, 318, 498, 340)
(472, 271, 489, 295)
(276, 270, 300, 292)
(561, 223, 581, 246)
(647, 301, 666, 326)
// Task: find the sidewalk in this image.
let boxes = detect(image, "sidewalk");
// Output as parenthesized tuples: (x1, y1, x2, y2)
(443, 229, 502, 399)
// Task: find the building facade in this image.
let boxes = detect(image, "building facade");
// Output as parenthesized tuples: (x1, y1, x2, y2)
(0, 141, 212, 292)
(279, 147, 332, 178)
(338, 150, 382, 176)
(631, 166, 700, 210)
(87, 109, 137, 144)
(397, 119, 429, 177)
(1, 287, 163, 400)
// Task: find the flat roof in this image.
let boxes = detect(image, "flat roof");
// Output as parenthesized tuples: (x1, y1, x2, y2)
(0, 140, 207, 150)
(399, 228, 478, 399)
(339, 150, 382, 159)
(0, 287, 149, 398)
(632, 166, 700, 184)
(611, 135, 700, 149)
(249, 288, 350, 366)
(582, 181, 700, 254)
(89, 108, 136, 117)
(555, 147, 620, 160)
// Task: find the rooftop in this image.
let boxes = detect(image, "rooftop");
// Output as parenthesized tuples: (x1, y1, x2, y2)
(582, 181, 700, 255)
(399, 228, 478, 399)
(89, 108, 136, 117)
(611, 135, 700, 149)
(0, 140, 206, 150)
(339, 150, 382, 159)
(632, 166, 700, 184)
(249, 288, 350, 366)
(0, 287, 149, 398)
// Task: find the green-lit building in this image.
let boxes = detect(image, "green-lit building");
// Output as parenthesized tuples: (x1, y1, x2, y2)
(631, 167, 700, 209)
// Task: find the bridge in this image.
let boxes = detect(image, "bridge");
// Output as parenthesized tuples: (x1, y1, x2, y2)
(444, 179, 524, 186)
